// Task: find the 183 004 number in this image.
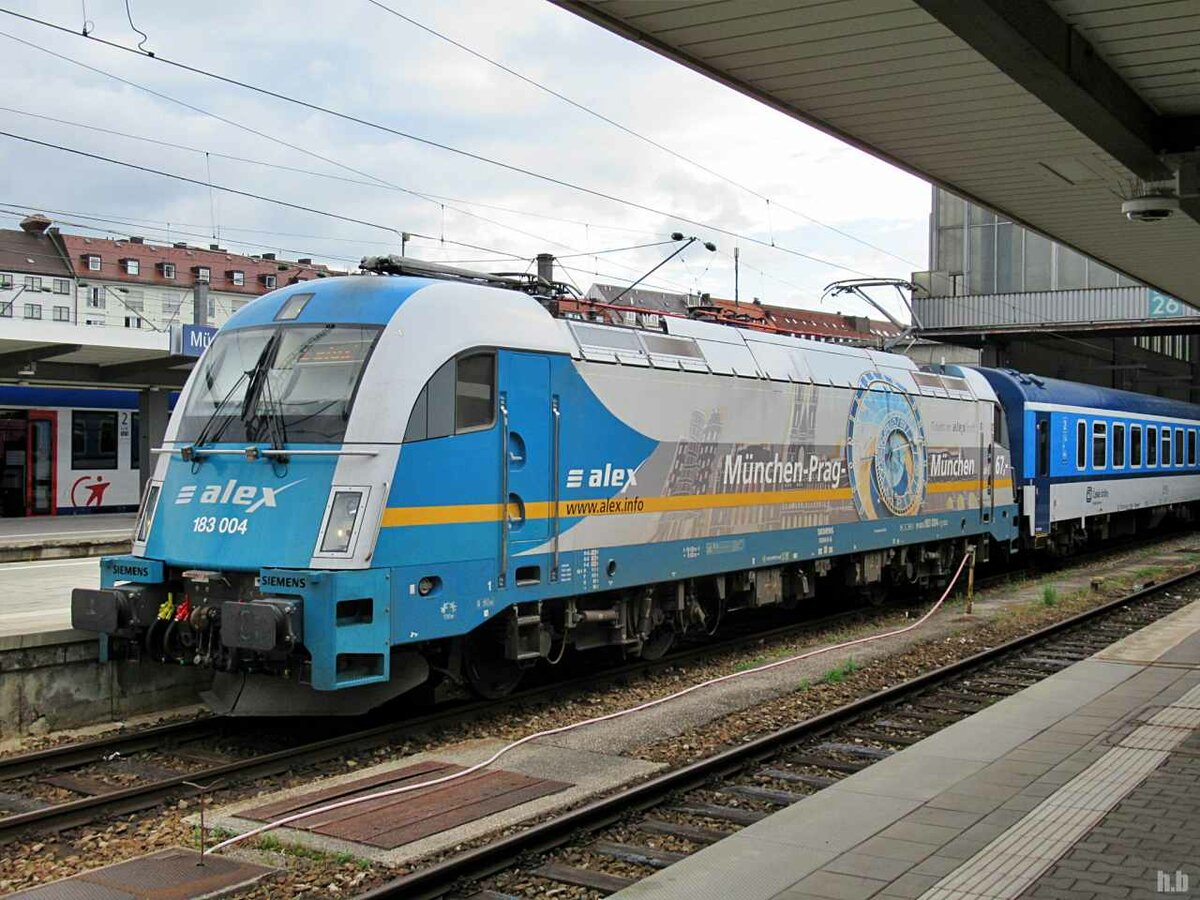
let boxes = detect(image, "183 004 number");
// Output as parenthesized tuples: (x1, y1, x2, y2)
(192, 516, 249, 535)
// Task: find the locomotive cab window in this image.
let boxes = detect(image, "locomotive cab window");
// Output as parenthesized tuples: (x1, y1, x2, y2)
(1130, 425, 1142, 467)
(176, 323, 382, 445)
(1076, 420, 1086, 470)
(1175, 428, 1185, 467)
(1148, 426, 1158, 466)
(1091, 422, 1106, 469)
(455, 353, 495, 432)
(404, 351, 495, 442)
(1112, 423, 1125, 468)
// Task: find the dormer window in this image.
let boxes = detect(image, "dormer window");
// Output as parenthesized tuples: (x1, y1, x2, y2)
(228, 270, 245, 287)
(194, 266, 211, 283)
(160, 262, 176, 279)
(85, 254, 101, 271)
(261, 273, 277, 289)
(122, 258, 140, 276)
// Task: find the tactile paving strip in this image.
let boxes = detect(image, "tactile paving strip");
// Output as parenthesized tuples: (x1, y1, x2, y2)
(7, 848, 274, 900)
(919, 682, 1200, 900)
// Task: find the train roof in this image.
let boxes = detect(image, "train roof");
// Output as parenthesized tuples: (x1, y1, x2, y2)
(974, 367, 1200, 421)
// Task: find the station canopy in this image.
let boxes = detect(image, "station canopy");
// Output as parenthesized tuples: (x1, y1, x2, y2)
(556, 0, 1200, 305)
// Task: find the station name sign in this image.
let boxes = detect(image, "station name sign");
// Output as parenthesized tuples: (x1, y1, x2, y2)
(170, 324, 218, 358)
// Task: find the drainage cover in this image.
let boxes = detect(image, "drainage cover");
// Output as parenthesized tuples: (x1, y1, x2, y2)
(241, 760, 570, 849)
(8, 848, 275, 899)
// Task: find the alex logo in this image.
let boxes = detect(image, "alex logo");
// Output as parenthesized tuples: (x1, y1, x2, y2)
(175, 478, 305, 513)
(566, 464, 638, 490)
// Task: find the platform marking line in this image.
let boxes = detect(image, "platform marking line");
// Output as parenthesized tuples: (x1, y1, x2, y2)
(919, 683, 1200, 900)
(4, 529, 131, 538)
(0, 559, 99, 572)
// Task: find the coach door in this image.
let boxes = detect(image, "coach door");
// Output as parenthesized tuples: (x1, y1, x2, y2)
(26, 410, 56, 516)
(498, 352, 552, 586)
(1033, 412, 1051, 535)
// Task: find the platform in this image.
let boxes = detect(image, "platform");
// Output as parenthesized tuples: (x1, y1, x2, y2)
(0, 555, 100, 646)
(0, 512, 133, 564)
(0, 553, 208, 739)
(615, 601, 1200, 900)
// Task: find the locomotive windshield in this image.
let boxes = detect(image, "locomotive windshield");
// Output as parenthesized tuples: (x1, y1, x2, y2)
(177, 323, 382, 445)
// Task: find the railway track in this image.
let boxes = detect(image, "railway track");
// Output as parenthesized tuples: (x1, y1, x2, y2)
(355, 568, 1199, 900)
(0, 534, 1188, 849)
(0, 598, 887, 844)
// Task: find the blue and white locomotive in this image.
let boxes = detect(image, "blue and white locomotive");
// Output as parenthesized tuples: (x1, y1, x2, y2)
(71, 260, 1197, 714)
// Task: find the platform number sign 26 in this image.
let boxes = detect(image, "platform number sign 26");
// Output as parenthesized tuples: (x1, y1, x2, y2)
(1147, 290, 1191, 318)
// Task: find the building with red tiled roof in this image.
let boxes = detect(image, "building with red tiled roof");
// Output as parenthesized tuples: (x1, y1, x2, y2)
(59, 233, 337, 330)
(574, 282, 901, 345)
(0, 216, 77, 323)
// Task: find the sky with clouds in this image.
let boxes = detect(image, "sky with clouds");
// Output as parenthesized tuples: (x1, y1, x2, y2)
(0, 0, 933, 319)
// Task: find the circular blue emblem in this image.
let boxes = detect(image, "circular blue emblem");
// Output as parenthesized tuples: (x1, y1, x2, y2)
(846, 373, 927, 519)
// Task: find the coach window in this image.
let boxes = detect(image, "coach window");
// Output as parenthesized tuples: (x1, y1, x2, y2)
(1076, 420, 1087, 469)
(1148, 426, 1158, 466)
(1092, 422, 1107, 469)
(72, 411, 118, 470)
(1130, 425, 1142, 467)
(1112, 423, 1125, 468)
(1175, 428, 1185, 467)
(1161, 427, 1172, 466)
(1189, 429, 1197, 467)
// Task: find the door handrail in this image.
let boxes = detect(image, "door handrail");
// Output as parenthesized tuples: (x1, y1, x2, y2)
(550, 395, 561, 582)
(498, 394, 509, 590)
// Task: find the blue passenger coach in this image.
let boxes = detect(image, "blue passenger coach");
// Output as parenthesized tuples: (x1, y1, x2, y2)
(72, 266, 1028, 714)
(977, 368, 1200, 551)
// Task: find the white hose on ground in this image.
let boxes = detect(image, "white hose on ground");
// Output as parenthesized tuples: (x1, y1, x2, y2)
(207, 551, 972, 855)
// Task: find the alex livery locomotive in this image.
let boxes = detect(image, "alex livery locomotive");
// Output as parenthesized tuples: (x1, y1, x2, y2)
(71, 267, 1196, 714)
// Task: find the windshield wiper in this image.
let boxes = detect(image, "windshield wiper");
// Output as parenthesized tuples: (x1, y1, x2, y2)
(192, 367, 254, 449)
(245, 325, 334, 449)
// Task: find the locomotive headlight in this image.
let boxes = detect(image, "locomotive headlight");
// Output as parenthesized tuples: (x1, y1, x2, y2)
(135, 483, 161, 543)
(320, 490, 363, 554)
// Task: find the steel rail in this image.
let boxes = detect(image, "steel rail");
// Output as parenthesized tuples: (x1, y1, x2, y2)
(355, 567, 1200, 900)
(0, 718, 220, 782)
(0, 602, 882, 843)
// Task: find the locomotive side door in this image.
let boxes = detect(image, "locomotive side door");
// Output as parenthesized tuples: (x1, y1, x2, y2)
(498, 352, 552, 584)
(980, 404, 996, 524)
(1032, 412, 1051, 535)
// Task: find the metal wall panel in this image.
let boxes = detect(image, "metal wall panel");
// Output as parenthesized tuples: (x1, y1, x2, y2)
(914, 286, 1200, 330)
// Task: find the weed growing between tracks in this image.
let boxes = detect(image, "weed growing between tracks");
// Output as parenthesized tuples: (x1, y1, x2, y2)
(635, 551, 1200, 767)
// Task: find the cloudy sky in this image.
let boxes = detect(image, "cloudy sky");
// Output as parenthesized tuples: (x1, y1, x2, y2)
(0, 0, 932, 319)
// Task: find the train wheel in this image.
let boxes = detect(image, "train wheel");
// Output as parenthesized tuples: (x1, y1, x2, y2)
(640, 626, 675, 660)
(462, 624, 524, 699)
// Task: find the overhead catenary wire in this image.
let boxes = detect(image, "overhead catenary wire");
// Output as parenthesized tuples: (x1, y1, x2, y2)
(366, 0, 922, 269)
(0, 30, 688, 291)
(0, 8, 880, 280)
(207, 552, 972, 855)
(0, 106, 665, 239)
(0, 204, 691, 297)
(0, 32, 696, 294)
